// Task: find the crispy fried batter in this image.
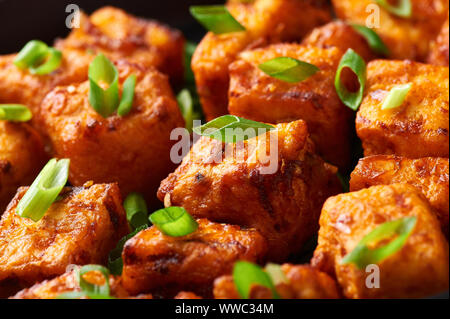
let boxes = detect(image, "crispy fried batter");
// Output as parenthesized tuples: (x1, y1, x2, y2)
(350, 156, 449, 236)
(301, 21, 378, 62)
(11, 267, 152, 299)
(0, 183, 129, 297)
(213, 264, 340, 299)
(428, 15, 449, 66)
(356, 60, 449, 158)
(228, 44, 355, 169)
(332, 0, 449, 61)
(39, 60, 184, 207)
(121, 218, 267, 297)
(158, 120, 341, 260)
(56, 6, 185, 85)
(192, 0, 332, 120)
(0, 122, 47, 213)
(312, 183, 449, 299)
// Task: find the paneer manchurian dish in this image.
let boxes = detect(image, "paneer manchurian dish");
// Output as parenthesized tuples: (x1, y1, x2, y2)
(0, 1, 448, 299)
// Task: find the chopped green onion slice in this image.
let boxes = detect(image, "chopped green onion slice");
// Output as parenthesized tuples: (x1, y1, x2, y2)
(193, 115, 275, 143)
(14, 40, 49, 70)
(16, 158, 70, 222)
(233, 261, 280, 299)
(177, 89, 194, 132)
(149, 206, 198, 237)
(335, 49, 367, 111)
(29, 48, 63, 75)
(117, 74, 137, 116)
(264, 263, 288, 286)
(351, 24, 390, 56)
(185, 41, 197, 84)
(124, 192, 148, 230)
(88, 54, 119, 118)
(0, 104, 32, 122)
(258, 57, 320, 83)
(78, 265, 111, 297)
(190, 5, 245, 34)
(14, 40, 62, 75)
(341, 216, 417, 269)
(108, 224, 148, 275)
(375, 0, 412, 18)
(381, 83, 412, 110)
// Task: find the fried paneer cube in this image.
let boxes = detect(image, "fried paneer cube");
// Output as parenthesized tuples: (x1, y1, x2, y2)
(332, 0, 449, 61)
(0, 122, 47, 213)
(428, 15, 449, 66)
(0, 183, 129, 297)
(39, 60, 184, 207)
(301, 21, 378, 62)
(158, 120, 341, 260)
(312, 183, 449, 299)
(56, 6, 185, 85)
(11, 267, 152, 299)
(356, 60, 449, 158)
(0, 49, 94, 116)
(213, 264, 340, 299)
(350, 156, 449, 236)
(228, 44, 355, 169)
(192, 0, 332, 120)
(121, 218, 267, 297)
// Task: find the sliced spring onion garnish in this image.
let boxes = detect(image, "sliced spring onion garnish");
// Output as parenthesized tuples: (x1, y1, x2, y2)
(341, 216, 417, 270)
(117, 75, 137, 116)
(88, 54, 120, 118)
(233, 261, 280, 299)
(177, 89, 194, 132)
(124, 192, 149, 230)
(58, 265, 115, 299)
(258, 57, 320, 83)
(185, 41, 197, 84)
(381, 83, 412, 110)
(190, 5, 245, 34)
(264, 263, 288, 286)
(108, 224, 148, 275)
(149, 206, 198, 237)
(0, 104, 32, 122)
(14, 40, 62, 75)
(16, 158, 70, 222)
(375, 0, 412, 18)
(335, 49, 367, 111)
(193, 115, 275, 143)
(351, 24, 390, 56)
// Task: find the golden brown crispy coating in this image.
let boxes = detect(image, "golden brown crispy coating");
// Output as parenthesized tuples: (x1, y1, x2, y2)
(39, 60, 184, 207)
(356, 60, 449, 158)
(350, 155, 449, 236)
(0, 49, 94, 116)
(312, 183, 449, 299)
(121, 218, 267, 297)
(11, 268, 152, 299)
(0, 183, 129, 297)
(192, 0, 332, 120)
(301, 21, 378, 62)
(0, 122, 47, 213)
(228, 44, 355, 169)
(213, 264, 340, 299)
(332, 0, 449, 61)
(158, 120, 341, 260)
(56, 6, 185, 85)
(428, 15, 449, 66)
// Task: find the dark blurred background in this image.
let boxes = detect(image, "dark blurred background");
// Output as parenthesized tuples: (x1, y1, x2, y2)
(0, 0, 220, 54)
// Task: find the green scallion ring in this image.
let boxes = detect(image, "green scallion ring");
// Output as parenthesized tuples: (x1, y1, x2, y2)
(190, 5, 245, 34)
(258, 57, 320, 83)
(13, 40, 49, 70)
(117, 74, 137, 117)
(29, 48, 63, 75)
(264, 263, 288, 286)
(381, 83, 412, 110)
(78, 265, 111, 297)
(351, 24, 390, 56)
(177, 89, 194, 132)
(233, 261, 280, 299)
(375, 0, 412, 18)
(0, 104, 32, 122)
(149, 206, 198, 237)
(335, 49, 367, 111)
(16, 158, 70, 222)
(123, 192, 149, 230)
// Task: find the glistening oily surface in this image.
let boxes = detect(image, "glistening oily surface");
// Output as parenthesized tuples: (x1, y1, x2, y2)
(0, 0, 449, 300)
